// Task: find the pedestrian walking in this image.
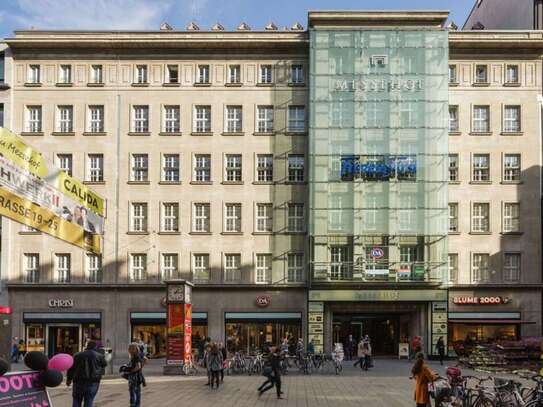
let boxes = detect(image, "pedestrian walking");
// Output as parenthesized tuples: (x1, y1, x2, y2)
(363, 335, 373, 368)
(436, 337, 445, 366)
(258, 345, 283, 399)
(17, 340, 26, 361)
(307, 339, 315, 355)
(344, 334, 356, 361)
(203, 343, 211, 386)
(206, 343, 223, 389)
(410, 353, 438, 407)
(10, 340, 18, 363)
(219, 342, 227, 382)
(66, 341, 107, 407)
(353, 339, 365, 370)
(120, 343, 144, 407)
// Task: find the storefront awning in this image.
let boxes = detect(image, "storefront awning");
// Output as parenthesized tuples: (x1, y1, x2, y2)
(225, 312, 302, 321)
(449, 319, 534, 324)
(24, 312, 101, 322)
(130, 312, 207, 323)
(449, 312, 521, 320)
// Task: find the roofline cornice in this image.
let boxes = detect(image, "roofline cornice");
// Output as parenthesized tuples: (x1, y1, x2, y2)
(450, 30, 543, 49)
(308, 10, 449, 28)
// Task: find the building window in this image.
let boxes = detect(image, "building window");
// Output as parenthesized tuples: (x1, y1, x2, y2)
(473, 106, 490, 133)
(224, 254, 241, 282)
(194, 106, 211, 133)
(290, 64, 304, 84)
(287, 253, 304, 283)
(130, 253, 147, 281)
(503, 105, 521, 132)
(256, 106, 274, 133)
(132, 105, 149, 133)
(472, 154, 490, 182)
(28, 65, 40, 83)
(259, 65, 273, 84)
(86, 254, 102, 283)
(503, 253, 520, 282)
(166, 65, 179, 83)
(136, 65, 148, 83)
(503, 202, 520, 233)
(288, 106, 306, 132)
(23, 254, 39, 283)
(163, 105, 180, 133)
(161, 202, 179, 232)
(448, 254, 458, 283)
(26, 106, 42, 132)
(228, 65, 241, 84)
(56, 106, 74, 133)
(87, 154, 104, 182)
(256, 154, 273, 182)
(448, 65, 457, 83)
(0, 103, 3, 127)
(472, 253, 490, 282)
(131, 154, 149, 182)
(287, 203, 304, 232)
(56, 154, 73, 176)
(193, 154, 211, 182)
(55, 254, 71, 283)
(255, 254, 272, 284)
(192, 203, 210, 232)
(59, 65, 72, 83)
(505, 65, 519, 84)
(88, 105, 104, 133)
(449, 154, 459, 182)
(162, 154, 180, 182)
(472, 203, 490, 233)
(130, 202, 148, 232)
(503, 154, 521, 182)
(448, 203, 458, 233)
(255, 203, 273, 232)
(193, 253, 210, 282)
(475, 65, 488, 83)
(197, 65, 210, 84)
(225, 106, 242, 133)
(161, 253, 178, 280)
(449, 106, 459, 132)
(0, 53, 4, 83)
(224, 203, 242, 232)
(224, 154, 242, 182)
(288, 155, 304, 182)
(91, 65, 103, 83)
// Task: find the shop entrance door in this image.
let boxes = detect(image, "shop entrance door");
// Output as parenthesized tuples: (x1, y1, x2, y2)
(48, 325, 80, 356)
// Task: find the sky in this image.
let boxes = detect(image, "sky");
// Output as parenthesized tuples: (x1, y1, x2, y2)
(0, 0, 476, 37)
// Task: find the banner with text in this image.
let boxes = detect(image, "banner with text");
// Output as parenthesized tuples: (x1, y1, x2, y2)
(0, 371, 53, 407)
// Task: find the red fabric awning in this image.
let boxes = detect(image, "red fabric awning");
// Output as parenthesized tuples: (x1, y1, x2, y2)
(449, 319, 534, 324)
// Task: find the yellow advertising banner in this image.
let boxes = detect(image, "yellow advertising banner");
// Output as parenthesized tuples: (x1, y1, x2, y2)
(0, 186, 101, 253)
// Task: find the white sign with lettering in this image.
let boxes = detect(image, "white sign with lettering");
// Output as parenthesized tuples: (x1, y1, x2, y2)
(48, 299, 74, 308)
(334, 79, 424, 92)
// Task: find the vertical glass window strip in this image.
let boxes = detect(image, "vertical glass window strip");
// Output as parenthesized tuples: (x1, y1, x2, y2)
(167, 65, 178, 83)
(475, 65, 488, 83)
(27, 106, 42, 132)
(448, 154, 458, 181)
(503, 154, 521, 182)
(56, 254, 71, 283)
(197, 65, 210, 83)
(131, 154, 149, 182)
(330, 246, 351, 280)
(88, 154, 104, 182)
(288, 106, 306, 132)
(449, 106, 459, 132)
(164, 105, 180, 133)
(503, 106, 521, 132)
(162, 154, 180, 182)
(194, 154, 211, 182)
(448, 65, 457, 83)
(472, 154, 490, 181)
(224, 254, 241, 282)
(193, 254, 210, 282)
(472, 203, 490, 232)
(28, 65, 40, 83)
(0, 103, 3, 127)
(506, 65, 519, 84)
(194, 106, 211, 132)
(448, 254, 458, 283)
(0, 53, 4, 83)
(88, 105, 104, 133)
(161, 253, 178, 280)
(59, 65, 71, 83)
(91, 65, 103, 83)
(257, 106, 274, 133)
(256, 154, 273, 182)
(290, 65, 304, 84)
(255, 254, 272, 283)
(287, 253, 303, 283)
(472, 253, 490, 282)
(193, 203, 210, 232)
(133, 106, 149, 133)
(503, 253, 520, 282)
(86, 254, 102, 283)
(130, 202, 148, 232)
(225, 154, 242, 182)
(473, 106, 489, 133)
(161, 202, 179, 232)
(260, 65, 272, 83)
(229, 65, 241, 83)
(225, 106, 242, 133)
(57, 106, 73, 132)
(130, 254, 147, 281)
(24, 254, 39, 283)
(136, 65, 148, 83)
(288, 155, 304, 182)
(288, 203, 304, 232)
(224, 203, 241, 232)
(57, 154, 73, 176)
(256, 203, 272, 232)
(503, 203, 520, 233)
(448, 203, 458, 232)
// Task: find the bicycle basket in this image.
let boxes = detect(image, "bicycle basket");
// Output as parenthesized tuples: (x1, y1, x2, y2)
(429, 379, 452, 401)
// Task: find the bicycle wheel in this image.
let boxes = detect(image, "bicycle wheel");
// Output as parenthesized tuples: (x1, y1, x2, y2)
(525, 399, 543, 407)
(473, 397, 494, 407)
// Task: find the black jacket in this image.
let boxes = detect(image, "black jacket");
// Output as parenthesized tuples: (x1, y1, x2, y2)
(266, 352, 281, 376)
(67, 349, 107, 383)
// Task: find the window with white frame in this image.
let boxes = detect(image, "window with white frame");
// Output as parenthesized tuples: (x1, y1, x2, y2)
(59, 65, 72, 83)
(224, 254, 241, 282)
(449, 106, 459, 132)
(26, 106, 42, 132)
(57, 105, 73, 133)
(506, 65, 519, 84)
(224, 154, 242, 182)
(255, 203, 272, 232)
(225, 106, 242, 133)
(193, 253, 210, 282)
(131, 154, 148, 182)
(136, 65, 148, 83)
(162, 154, 180, 182)
(503, 154, 521, 182)
(161, 253, 178, 280)
(130, 202, 148, 232)
(87, 154, 104, 182)
(88, 105, 104, 133)
(167, 65, 179, 83)
(472, 203, 490, 232)
(288, 155, 304, 182)
(288, 106, 306, 132)
(56, 154, 73, 176)
(255, 254, 272, 283)
(132, 105, 149, 133)
(448, 253, 458, 283)
(193, 154, 211, 182)
(472, 253, 490, 282)
(256, 106, 274, 133)
(163, 105, 180, 133)
(130, 253, 147, 281)
(449, 154, 458, 182)
(91, 65, 103, 83)
(161, 202, 179, 232)
(55, 254, 71, 283)
(23, 254, 39, 283)
(28, 65, 40, 83)
(290, 64, 304, 84)
(503, 253, 520, 282)
(473, 106, 490, 132)
(472, 154, 490, 182)
(194, 106, 211, 133)
(228, 65, 241, 84)
(197, 65, 210, 83)
(448, 65, 457, 83)
(256, 154, 273, 182)
(86, 253, 102, 283)
(448, 203, 458, 233)
(475, 65, 488, 83)
(259, 65, 272, 84)
(192, 203, 210, 232)
(503, 202, 520, 233)
(503, 105, 521, 132)
(287, 253, 304, 283)
(287, 203, 304, 232)
(224, 203, 241, 232)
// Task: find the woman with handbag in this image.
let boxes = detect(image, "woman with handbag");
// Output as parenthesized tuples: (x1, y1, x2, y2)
(121, 343, 144, 407)
(258, 345, 283, 399)
(206, 343, 223, 389)
(411, 352, 438, 407)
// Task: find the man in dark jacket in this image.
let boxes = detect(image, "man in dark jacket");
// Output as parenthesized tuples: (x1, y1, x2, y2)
(258, 346, 283, 399)
(67, 341, 107, 407)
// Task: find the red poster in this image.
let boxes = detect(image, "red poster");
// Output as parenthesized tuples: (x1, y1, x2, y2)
(184, 304, 192, 363)
(167, 304, 184, 335)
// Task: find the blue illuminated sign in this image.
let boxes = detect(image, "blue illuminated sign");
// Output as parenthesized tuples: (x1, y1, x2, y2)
(340, 155, 417, 181)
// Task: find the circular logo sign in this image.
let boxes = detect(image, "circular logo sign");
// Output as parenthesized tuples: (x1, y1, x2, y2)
(256, 295, 271, 308)
(370, 248, 384, 259)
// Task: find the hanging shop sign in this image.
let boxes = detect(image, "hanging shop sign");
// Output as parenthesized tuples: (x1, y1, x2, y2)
(48, 299, 74, 308)
(340, 155, 417, 181)
(453, 296, 511, 305)
(255, 295, 272, 308)
(334, 79, 424, 92)
(370, 247, 384, 259)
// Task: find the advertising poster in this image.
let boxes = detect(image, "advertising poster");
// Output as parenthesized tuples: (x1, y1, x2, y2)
(0, 371, 52, 407)
(183, 304, 192, 363)
(167, 303, 184, 365)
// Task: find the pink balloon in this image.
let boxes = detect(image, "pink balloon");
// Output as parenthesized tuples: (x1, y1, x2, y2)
(48, 353, 74, 372)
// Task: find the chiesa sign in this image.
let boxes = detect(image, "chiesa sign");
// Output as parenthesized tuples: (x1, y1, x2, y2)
(334, 78, 424, 92)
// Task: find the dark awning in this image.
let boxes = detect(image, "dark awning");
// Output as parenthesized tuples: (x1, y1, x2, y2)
(449, 319, 534, 324)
